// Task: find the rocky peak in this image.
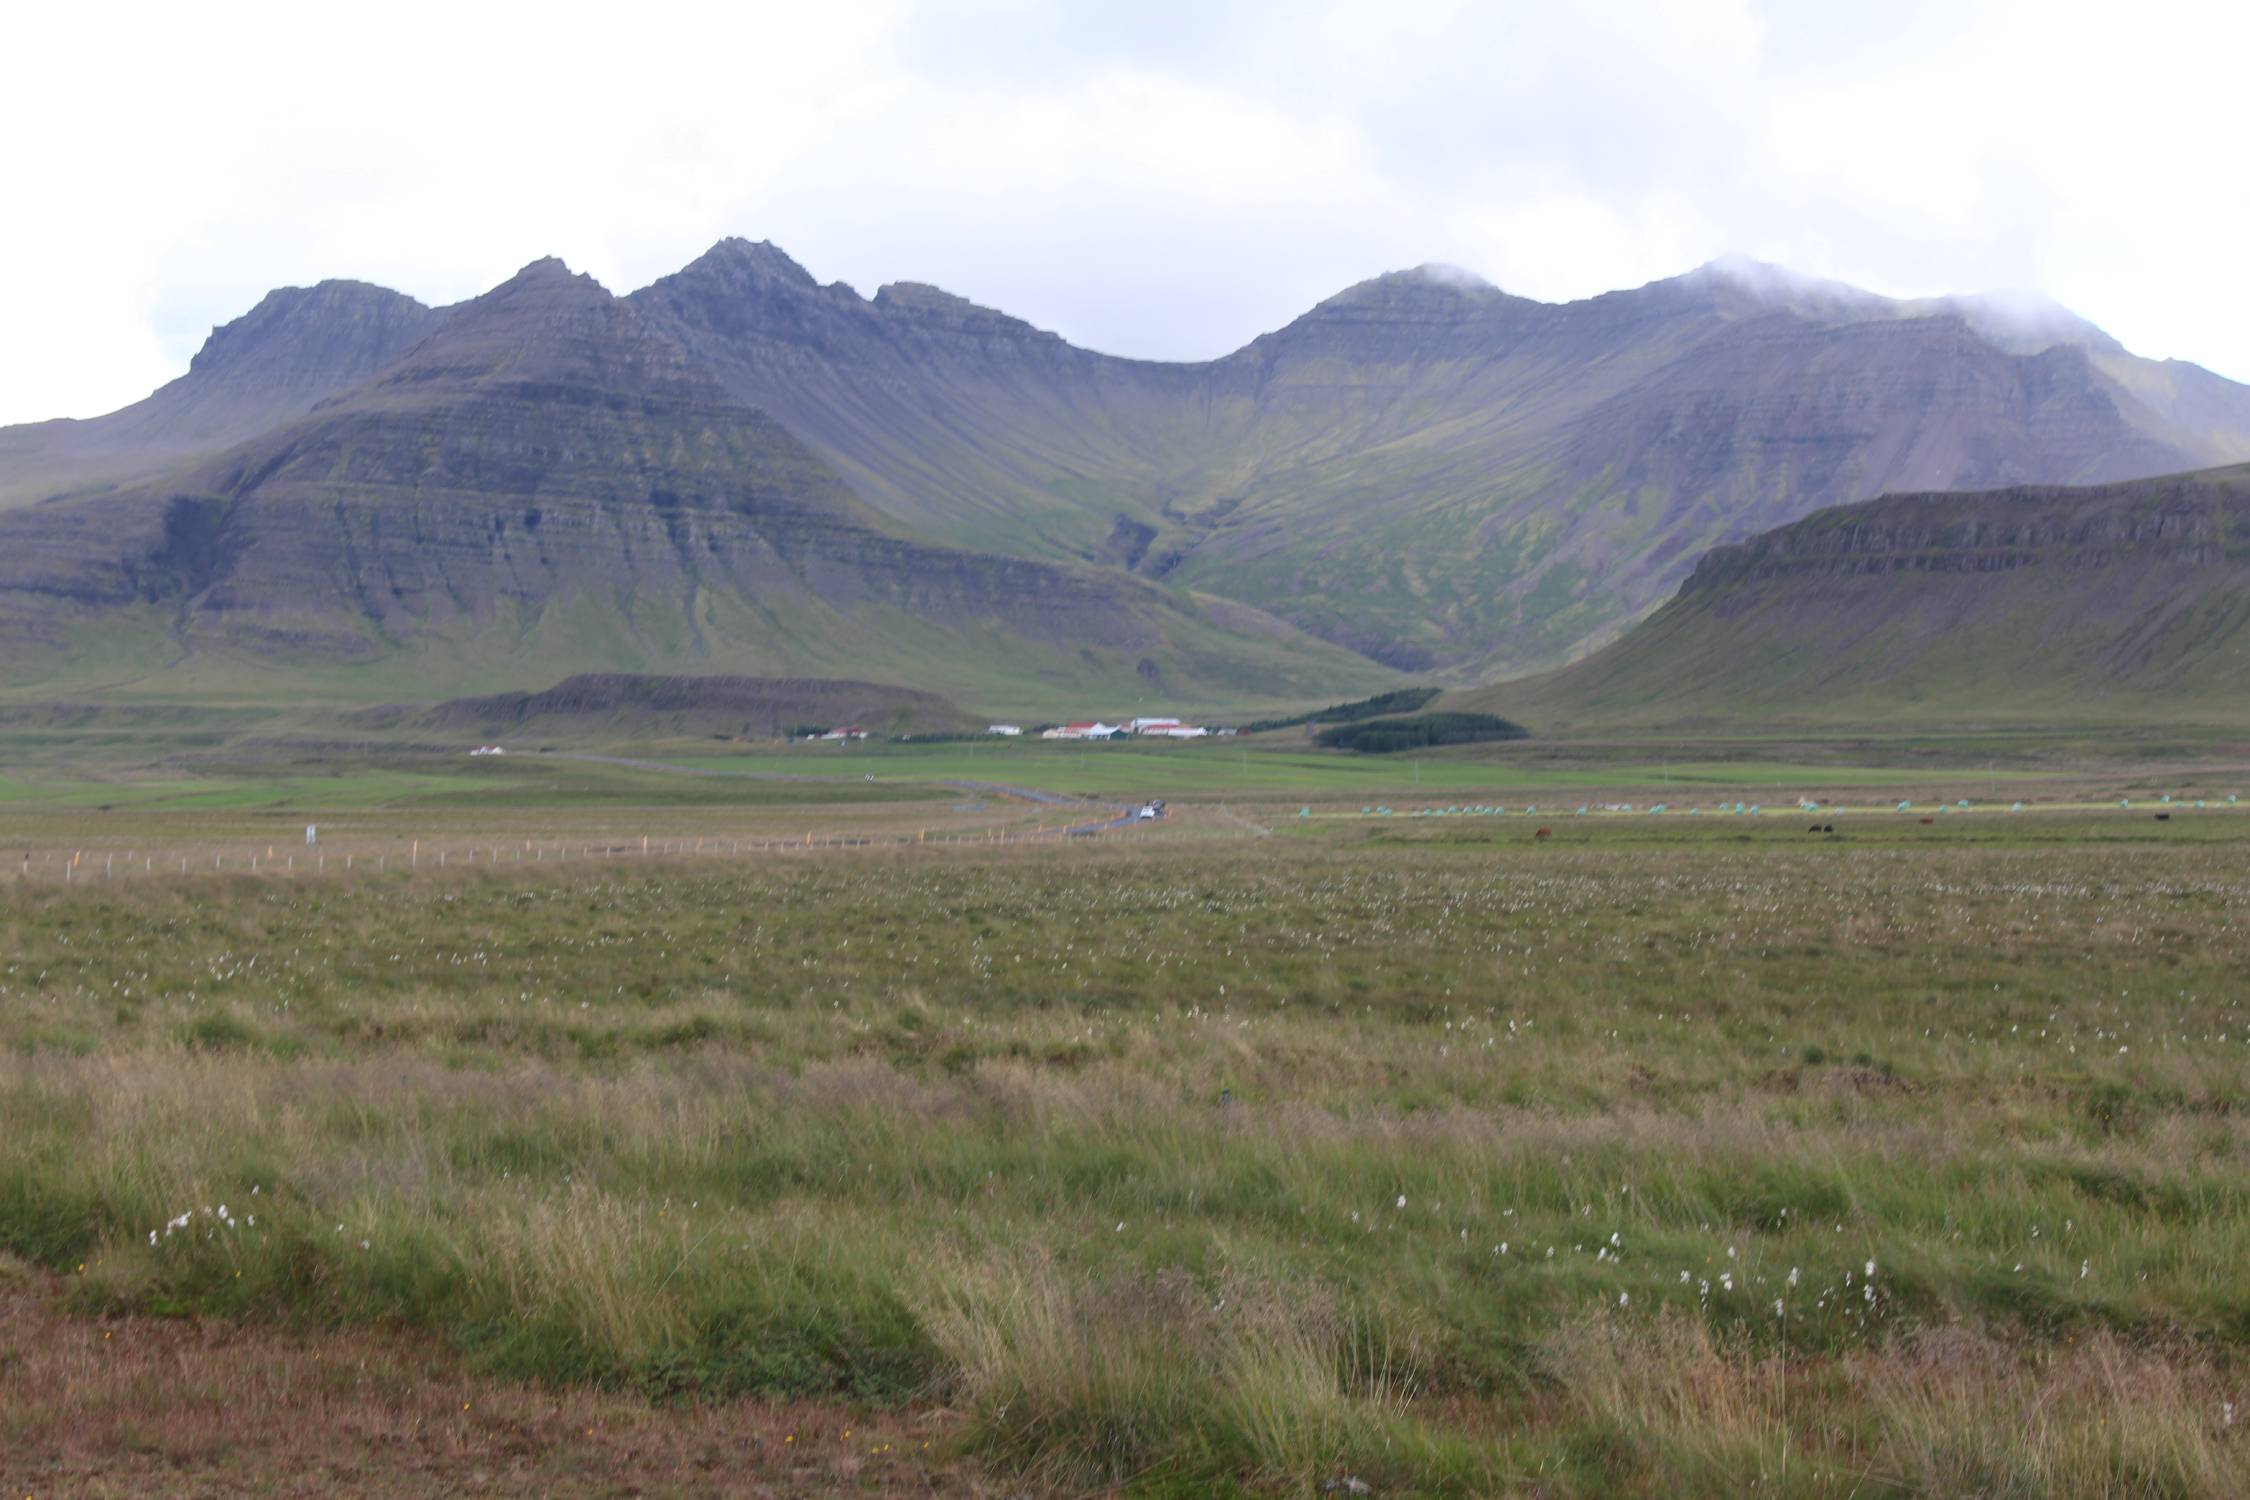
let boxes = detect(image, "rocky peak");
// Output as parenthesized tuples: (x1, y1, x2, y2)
(185, 279, 440, 382)
(368, 255, 719, 405)
(661, 238, 835, 305)
(870, 281, 1059, 343)
(692, 237, 822, 288)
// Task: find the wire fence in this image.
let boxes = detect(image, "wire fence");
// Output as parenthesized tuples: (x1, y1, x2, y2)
(6, 811, 1260, 887)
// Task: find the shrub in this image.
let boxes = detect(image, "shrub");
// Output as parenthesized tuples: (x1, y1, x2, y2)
(1241, 688, 1442, 734)
(1314, 713, 1528, 753)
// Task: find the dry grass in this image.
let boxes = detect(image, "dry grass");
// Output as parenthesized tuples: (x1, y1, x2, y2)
(4, 825, 2249, 1494)
(1543, 1311, 2250, 1497)
(0, 1257, 983, 1499)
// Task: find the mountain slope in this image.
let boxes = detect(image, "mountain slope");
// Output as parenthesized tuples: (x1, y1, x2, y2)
(1470, 463, 2250, 729)
(632, 245, 2250, 674)
(0, 281, 444, 509)
(0, 260, 1394, 715)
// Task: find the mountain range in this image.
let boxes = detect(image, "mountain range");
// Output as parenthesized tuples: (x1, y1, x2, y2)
(630, 244, 2250, 675)
(0, 260, 1390, 714)
(3, 240, 2247, 711)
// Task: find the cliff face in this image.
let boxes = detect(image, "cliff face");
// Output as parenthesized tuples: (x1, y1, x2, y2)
(1486, 464, 2250, 727)
(1682, 471, 2240, 590)
(0, 260, 1396, 711)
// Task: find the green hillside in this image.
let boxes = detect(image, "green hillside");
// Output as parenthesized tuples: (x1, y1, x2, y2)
(1464, 464, 2250, 730)
(0, 261, 1395, 719)
(635, 244, 2250, 674)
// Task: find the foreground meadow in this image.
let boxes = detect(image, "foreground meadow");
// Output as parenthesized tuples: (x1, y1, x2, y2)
(4, 821, 2248, 1496)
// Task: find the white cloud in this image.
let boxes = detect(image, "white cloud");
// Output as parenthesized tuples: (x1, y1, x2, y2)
(2, 0, 2244, 425)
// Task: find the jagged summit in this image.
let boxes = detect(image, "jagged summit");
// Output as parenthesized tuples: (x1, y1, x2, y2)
(687, 237, 823, 288)
(354, 252, 722, 407)
(653, 239, 1058, 342)
(497, 255, 592, 287)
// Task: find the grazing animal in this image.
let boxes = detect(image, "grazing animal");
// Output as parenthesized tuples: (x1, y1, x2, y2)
(1919, 817, 1935, 825)
(1533, 826, 1553, 841)
(1824, 824, 1835, 834)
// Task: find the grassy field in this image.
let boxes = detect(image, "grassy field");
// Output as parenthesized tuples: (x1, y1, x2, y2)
(652, 739, 2051, 798)
(4, 799, 2248, 1496)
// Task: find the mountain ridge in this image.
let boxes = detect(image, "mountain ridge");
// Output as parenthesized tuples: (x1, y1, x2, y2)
(5, 240, 2249, 693)
(0, 257, 1393, 715)
(0, 278, 445, 508)
(624, 240, 2250, 673)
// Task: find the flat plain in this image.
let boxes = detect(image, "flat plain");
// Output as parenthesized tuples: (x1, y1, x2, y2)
(4, 738, 2249, 1497)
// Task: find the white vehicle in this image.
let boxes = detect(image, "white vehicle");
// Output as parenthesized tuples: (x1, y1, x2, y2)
(1137, 803, 1160, 820)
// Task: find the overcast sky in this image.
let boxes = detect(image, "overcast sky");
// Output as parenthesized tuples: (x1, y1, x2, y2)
(5, 0, 2244, 425)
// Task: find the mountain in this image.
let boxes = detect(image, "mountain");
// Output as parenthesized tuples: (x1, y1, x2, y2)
(7, 242, 2248, 695)
(0, 259, 1393, 715)
(1467, 463, 2250, 729)
(0, 280, 445, 509)
(630, 244, 2250, 674)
